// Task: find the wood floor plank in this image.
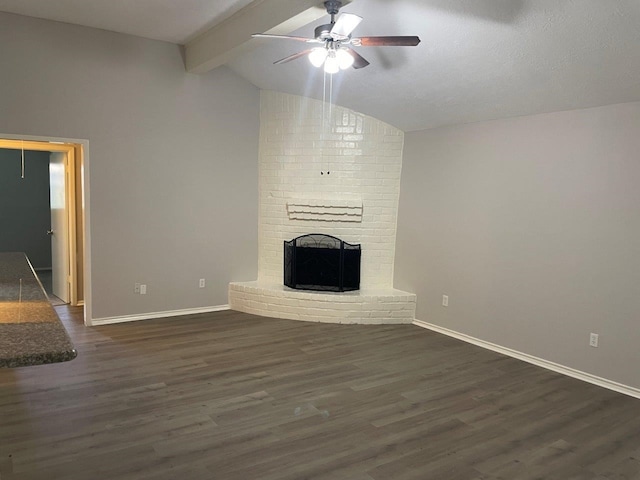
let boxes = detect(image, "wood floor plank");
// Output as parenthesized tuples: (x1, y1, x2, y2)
(1, 306, 639, 479)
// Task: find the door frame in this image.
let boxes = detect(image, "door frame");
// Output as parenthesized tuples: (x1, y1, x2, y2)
(49, 150, 72, 303)
(0, 134, 92, 325)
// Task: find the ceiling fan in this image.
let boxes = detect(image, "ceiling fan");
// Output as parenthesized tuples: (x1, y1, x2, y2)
(252, 0, 421, 73)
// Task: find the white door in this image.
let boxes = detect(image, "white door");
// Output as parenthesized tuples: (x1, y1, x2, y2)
(49, 152, 70, 303)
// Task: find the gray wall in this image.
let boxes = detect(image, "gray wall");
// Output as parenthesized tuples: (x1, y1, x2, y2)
(395, 101, 640, 390)
(0, 12, 259, 319)
(0, 149, 51, 268)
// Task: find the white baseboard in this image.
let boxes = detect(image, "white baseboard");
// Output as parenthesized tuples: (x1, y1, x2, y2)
(91, 305, 230, 326)
(413, 319, 640, 400)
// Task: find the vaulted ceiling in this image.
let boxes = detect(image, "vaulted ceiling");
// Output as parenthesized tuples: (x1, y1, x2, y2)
(2, 0, 640, 131)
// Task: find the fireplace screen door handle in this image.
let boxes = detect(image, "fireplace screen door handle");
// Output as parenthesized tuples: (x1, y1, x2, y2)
(47, 230, 54, 235)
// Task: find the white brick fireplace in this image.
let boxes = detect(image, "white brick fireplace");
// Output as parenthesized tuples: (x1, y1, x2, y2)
(229, 90, 416, 324)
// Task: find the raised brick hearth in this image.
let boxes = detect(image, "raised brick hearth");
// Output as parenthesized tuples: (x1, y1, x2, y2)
(229, 282, 415, 324)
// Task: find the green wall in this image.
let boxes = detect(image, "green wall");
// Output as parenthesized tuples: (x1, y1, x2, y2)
(0, 149, 51, 269)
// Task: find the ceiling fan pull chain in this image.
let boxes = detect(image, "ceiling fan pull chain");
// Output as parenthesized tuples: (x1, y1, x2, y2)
(322, 68, 327, 175)
(328, 72, 333, 175)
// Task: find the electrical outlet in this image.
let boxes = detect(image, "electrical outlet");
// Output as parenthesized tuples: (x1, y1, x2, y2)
(442, 295, 449, 307)
(134, 283, 140, 294)
(199, 278, 206, 288)
(589, 333, 599, 348)
(140, 284, 147, 295)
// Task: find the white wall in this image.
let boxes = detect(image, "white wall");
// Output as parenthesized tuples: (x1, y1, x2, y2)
(395, 101, 640, 390)
(258, 91, 404, 289)
(0, 12, 259, 320)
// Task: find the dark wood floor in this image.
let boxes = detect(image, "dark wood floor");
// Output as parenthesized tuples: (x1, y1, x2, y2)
(1, 307, 639, 479)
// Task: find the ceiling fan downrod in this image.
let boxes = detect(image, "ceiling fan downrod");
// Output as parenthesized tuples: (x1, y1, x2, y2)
(324, 0, 342, 22)
(316, 0, 343, 40)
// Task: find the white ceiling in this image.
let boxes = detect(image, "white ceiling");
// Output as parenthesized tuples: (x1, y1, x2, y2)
(0, 0, 255, 44)
(2, 0, 640, 131)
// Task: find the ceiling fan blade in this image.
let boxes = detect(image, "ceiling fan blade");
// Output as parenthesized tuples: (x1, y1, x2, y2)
(330, 13, 363, 39)
(252, 33, 318, 43)
(346, 48, 370, 69)
(354, 36, 421, 47)
(273, 49, 314, 65)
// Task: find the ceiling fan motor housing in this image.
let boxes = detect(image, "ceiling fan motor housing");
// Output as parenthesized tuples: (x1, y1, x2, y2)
(315, 24, 335, 40)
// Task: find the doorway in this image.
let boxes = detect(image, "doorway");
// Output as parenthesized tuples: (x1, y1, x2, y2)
(0, 138, 85, 306)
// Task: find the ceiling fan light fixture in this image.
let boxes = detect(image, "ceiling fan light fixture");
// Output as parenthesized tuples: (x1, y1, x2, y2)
(336, 48, 354, 70)
(259, 2, 419, 71)
(323, 51, 340, 74)
(308, 47, 328, 67)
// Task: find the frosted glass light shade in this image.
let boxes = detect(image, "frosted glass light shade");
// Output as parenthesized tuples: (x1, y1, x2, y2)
(324, 54, 340, 74)
(308, 48, 328, 67)
(336, 49, 354, 70)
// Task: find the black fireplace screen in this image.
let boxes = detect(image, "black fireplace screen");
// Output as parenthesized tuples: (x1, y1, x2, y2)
(284, 234, 361, 292)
